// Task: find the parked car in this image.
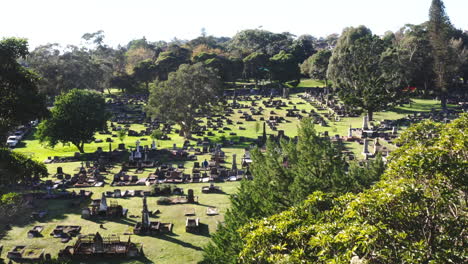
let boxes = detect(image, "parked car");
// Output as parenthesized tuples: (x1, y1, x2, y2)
(6, 136, 19, 148)
(13, 131, 24, 140)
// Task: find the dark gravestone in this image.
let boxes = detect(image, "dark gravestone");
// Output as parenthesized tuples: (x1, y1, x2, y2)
(188, 189, 195, 203)
(57, 167, 63, 174)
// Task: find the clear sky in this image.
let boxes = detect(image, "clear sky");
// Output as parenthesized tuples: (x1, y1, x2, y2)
(1, 0, 467, 49)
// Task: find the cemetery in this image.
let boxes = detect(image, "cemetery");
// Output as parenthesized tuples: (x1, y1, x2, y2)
(2, 83, 464, 263)
(0, 1, 466, 262)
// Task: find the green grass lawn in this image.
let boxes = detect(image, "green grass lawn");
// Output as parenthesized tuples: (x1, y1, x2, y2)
(4, 79, 457, 263)
(0, 181, 240, 264)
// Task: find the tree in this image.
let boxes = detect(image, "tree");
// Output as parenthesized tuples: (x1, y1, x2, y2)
(202, 118, 384, 263)
(290, 34, 316, 64)
(26, 43, 62, 97)
(0, 38, 47, 144)
(393, 24, 435, 94)
(301, 49, 332, 85)
(133, 59, 157, 91)
(270, 51, 301, 97)
(56, 46, 105, 94)
(237, 114, 467, 263)
(428, 0, 458, 108)
(0, 148, 47, 185)
(110, 73, 136, 93)
(146, 63, 222, 138)
(328, 26, 406, 120)
(242, 52, 269, 86)
(37, 89, 108, 153)
(155, 45, 191, 80)
(228, 29, 294, 57)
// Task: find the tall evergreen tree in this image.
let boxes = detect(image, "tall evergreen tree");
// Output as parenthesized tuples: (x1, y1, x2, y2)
(428, 0, 455, 108)
(202, 119, 384, 263)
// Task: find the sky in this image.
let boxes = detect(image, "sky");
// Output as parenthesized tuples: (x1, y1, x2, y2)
(1, 0, 467, 49)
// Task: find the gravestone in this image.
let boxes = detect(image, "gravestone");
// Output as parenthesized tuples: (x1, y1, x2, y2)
(362, 115, 369, 130)
(363, 139, 369, 154)
(187, 189, 195, 203)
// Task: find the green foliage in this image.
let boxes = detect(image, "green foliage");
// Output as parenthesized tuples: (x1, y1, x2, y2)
(202, 118, 384, 263)
(0, 191, 25, 227)
(236, 114, 468, 263)
(0, 38, 47, 143)
(36, 89, 108, 153)
(428, 0, 459, 108)
(0, 192, 22, 204)
(0, 148, 47, 185)
(301, 49, 331, 85)
(147, 63, 222, 138)
(133, 59, 157, 90)
(269, 51, 301, 87)
(254, 122, 260, 134)
(328, 26, 406, 120)
(228, 29, 294, 57)
(243, 52, 270, 86)
(150, 129, 164, 140)
(155, 45, 191, 80)
(117, 129, 127, 142)
(110, 72, 136, 93)
(393, 24, 435, 94)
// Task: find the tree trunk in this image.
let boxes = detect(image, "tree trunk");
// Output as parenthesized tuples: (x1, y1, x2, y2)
(180, 123, 192, 139)
(368, 110, 374, 122)
(74, 142, 85, 153)
(440, 93, 447, 109)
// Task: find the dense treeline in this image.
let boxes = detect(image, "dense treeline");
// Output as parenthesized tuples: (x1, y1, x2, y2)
(21, 2, 467, 110)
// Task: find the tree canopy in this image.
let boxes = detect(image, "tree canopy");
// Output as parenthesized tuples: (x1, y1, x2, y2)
(301, 49, 332, 85)
(36, 89, 108, 153)
(0, 38, 47, 143)
(328, 26, 406, 120)
(146, 63, 222, 138)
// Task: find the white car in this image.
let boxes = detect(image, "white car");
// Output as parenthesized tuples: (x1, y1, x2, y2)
(6, 136, 19, 148)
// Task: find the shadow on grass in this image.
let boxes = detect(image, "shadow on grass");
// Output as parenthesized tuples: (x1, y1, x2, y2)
(69, 255, 153, 264)
(86, 216, 137, 226)
(196, 223, 210, 238)
(158, 233, 204, 251)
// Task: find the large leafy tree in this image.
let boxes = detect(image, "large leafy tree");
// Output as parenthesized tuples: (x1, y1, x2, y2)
(202, 119, 384, 263)
(155, 45, 191, 80)
(393, 24, 435, 94)
(25, 43, 62, 97)
(270, 51, 301, 96)
(290, 34, 316, 64)
(146, 63, 222, 138)
(37, 89, 108, 153)
(228, 29, 294, 57)
(328, 26, 406, 120)
(301, 49, 332, 85)
(133, 59, 157, 91)
(0, 38, 47, 143)
(237, 114, 467, 263)
(242, 52, 270, 86)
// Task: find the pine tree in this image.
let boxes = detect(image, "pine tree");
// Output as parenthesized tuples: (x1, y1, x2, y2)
(428, 0, 454, 108)
(201, 119, 385, 263)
